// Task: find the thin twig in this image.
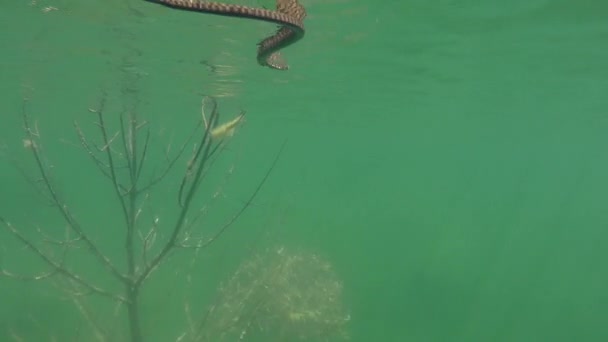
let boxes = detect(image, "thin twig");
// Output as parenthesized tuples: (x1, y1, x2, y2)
(136, 122, 197, 195)
(187, 140, 286, 250)
(73, 121, 113, 181)
(1, 217, 125, 302)
(21, 101, 128, 284)
(135, 104, 219, 287)
(134, 128, 150, 186)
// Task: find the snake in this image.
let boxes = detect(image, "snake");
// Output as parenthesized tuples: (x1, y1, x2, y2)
(149, 0, 307, 70)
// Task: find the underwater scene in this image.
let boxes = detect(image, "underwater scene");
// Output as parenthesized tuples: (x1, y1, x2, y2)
(1, 0, 607, 341)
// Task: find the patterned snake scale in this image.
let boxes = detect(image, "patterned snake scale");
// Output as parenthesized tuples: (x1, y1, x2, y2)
(151, 0, 307, 70)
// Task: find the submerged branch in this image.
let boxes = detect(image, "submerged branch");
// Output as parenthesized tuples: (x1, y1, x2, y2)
(1, 217, 125, 302)
(21, 100, 128, 284)
(3, 94, 285, 341)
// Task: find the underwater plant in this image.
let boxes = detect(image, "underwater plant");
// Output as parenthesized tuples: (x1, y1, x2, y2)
(186, 246, 350, 342)
(0, 92, 350, 341)
(0, 1, 345, 336)
(0, 94, 275, 341)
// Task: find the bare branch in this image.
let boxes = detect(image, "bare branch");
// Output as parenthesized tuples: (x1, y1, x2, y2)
(136, 122, 198, 195)
(179, 160, 237, 241)
(70, 295, 110, 342)
(138, 215, 159, 268)
(134, 128, 150, 186)
(35, 224, 82, 246)
(20, 100, 127, 284)
(119, 112, 135, 189)
(73, 120, 113, 181)
(135, 100, 220, 287)
(1, 267, 57, 281)
(94, 104, 131, 216)
(177, 98, 220, 208)
(1, 217, 125, 302)
(4, 94, 290, 341)
(192, 140, 286, 249)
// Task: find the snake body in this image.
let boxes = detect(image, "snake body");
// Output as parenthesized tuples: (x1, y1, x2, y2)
(151, 0, 306, 70)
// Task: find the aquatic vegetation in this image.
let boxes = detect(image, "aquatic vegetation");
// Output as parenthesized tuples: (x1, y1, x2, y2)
(189, 246, 350, 342)
(1, 2, 335, 338)
(0, 95, 280, 341)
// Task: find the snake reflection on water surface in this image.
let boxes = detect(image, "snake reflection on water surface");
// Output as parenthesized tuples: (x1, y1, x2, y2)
(148, 0, 307, 70)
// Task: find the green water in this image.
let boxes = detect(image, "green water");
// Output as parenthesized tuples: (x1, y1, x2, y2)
(1, 0, 608, 341)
